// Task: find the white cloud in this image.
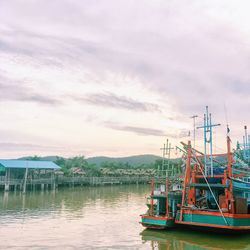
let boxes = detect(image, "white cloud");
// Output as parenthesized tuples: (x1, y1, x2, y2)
(0, 0, 249, 157)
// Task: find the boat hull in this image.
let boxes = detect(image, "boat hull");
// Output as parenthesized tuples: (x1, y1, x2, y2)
(141, 215, 175, 229)
(175, 210, 250, 231)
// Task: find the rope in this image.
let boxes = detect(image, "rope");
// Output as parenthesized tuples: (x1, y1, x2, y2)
(192, 149, 229, 226)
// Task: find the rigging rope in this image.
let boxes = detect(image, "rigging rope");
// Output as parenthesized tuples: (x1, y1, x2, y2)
(191, 149, 229, 226)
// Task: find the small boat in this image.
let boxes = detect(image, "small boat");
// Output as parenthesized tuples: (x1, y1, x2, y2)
(141, 179, 182, 229)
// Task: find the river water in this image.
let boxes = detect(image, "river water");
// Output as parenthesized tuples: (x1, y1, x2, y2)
(0, 185, 250, 250)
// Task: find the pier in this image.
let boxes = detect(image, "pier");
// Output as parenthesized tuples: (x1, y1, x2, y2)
(0, 176, 151, 192)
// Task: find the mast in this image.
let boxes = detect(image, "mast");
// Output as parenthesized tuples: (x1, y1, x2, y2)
(150, 177, 155, 215)
(180, 140, 192, 221)
(227, 135, 235, 214)
(190, 115, 198, 149)
(197, 106, 220, 177)
(165, 179, 169, 217)
(161, 139, 174, 217)
(161, 139, 174, 178)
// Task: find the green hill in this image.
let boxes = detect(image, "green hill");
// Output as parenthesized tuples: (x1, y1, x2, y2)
(86, 154, 162, 168)
(18, 156, 59, 161)
(17, 154, 162, 167)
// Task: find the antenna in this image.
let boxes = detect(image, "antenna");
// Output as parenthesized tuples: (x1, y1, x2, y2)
(190, 115, 198, 149)
(197, 106, 220, 177)
(239, 126, 250, 164)
(224, 103, 230, 135)
(244, 125, 249, 160)
(160, 139, 174, 178)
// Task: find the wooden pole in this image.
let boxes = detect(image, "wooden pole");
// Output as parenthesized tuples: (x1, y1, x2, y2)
(227, 136, 235, 213)
(165, 179, 169, 217)
(23, 167, 28, 194)
(150, 177, 154, 215)
(180, 140, 191, 221)
(4, 168, 9, 192)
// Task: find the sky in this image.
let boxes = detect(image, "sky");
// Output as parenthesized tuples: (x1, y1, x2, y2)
(0, 0, 250, 158)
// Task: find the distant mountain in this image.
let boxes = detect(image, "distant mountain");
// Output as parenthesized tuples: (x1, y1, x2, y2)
(17, 154, 162, 167)
(86, 154, 162, 167)
(17, 156, 59, 161)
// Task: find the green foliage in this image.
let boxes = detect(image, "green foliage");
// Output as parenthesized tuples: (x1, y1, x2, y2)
(24, 155, 43, 161)
(153, 159, 163, 169)
(87, 154, 162, 168)
(55, 156, 101, 177)
(100, 161, 133, 169)
(18, 154, 184, 177)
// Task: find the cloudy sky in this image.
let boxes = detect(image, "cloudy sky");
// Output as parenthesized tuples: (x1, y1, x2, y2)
(0, 0, 250, 158)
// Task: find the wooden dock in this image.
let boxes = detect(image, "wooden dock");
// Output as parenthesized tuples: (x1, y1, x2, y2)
(0, 176, 151, 192)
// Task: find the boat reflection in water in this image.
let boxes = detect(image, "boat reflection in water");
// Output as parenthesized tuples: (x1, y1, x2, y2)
(140, 229, 250, 250)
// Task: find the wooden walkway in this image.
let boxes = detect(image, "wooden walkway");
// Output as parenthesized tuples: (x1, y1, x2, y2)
(0, 176, 151, 192)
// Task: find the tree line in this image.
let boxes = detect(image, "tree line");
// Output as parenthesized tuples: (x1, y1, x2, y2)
(16, 156, 183, 177)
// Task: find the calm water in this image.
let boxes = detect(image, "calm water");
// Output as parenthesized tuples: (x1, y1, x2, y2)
(1, 185, 250, 250)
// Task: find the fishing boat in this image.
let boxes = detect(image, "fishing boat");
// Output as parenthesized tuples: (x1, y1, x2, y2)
(141, 140, 183, 229)
(141, 107, 250, 232)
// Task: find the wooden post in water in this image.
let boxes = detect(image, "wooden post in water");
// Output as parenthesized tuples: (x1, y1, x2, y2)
(4, 168, 9, 192)
(52, 171, 56, 191)
(23, 167, 28, 194)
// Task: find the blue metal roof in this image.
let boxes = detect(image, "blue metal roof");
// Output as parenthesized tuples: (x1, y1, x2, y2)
(0, 160, 61, 169)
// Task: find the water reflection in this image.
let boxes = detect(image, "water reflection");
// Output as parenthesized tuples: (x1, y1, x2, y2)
(0, 185, 151, 249)
(141, 229, 250, 250)
(0, 185, 145, 216)
(1, 185, 250, 249)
